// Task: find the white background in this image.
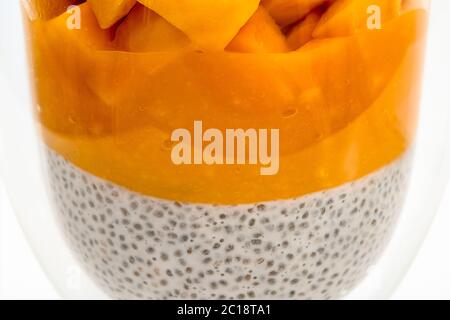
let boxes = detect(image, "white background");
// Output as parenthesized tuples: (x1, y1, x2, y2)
(1, 1, 450, 300)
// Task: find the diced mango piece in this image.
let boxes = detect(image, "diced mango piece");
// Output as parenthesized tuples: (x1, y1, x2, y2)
(87, 0, 136, 28)
(23, 0, 81, 20)
(137, 0, 260, 50)
(227, 6, 289, 53)
(262, 0, 330, 27)
(287, 9, 321, 50)
(115, 4, 190, 52)
(42, 2, 114, 49)
(313, 0, 402, 38)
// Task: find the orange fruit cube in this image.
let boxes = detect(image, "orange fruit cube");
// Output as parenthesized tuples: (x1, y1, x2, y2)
(227, 6, 289, 53)
(87, 0, 136, 28)
(137, 0, 260, 50)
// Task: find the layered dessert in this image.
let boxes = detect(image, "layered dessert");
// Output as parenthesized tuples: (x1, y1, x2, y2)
(22, 0, 428, 299)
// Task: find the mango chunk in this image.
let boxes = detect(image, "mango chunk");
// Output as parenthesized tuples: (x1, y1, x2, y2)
(23, 0, 81, 20)
(227, 6, 289, 53)
(137, 0, 260, 50)
(87, 0, 136, 28)
(115, 4, 190, 52)
(313, 0, 402, 38)
(262, 0, 330, 27)
(42, 2, 114, 49)
(287, 9, 321, 50)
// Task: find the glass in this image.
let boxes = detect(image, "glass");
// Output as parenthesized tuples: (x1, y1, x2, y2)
(0, 0, 448, 300)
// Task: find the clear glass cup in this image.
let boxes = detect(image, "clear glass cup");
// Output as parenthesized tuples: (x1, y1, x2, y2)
(0, 0, 449, 300)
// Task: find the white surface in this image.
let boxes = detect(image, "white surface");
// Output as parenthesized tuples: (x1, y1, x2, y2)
(1, 177, 450, 300)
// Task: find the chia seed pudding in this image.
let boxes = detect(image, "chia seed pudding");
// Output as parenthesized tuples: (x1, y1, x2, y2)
(45, 147, 411, 300)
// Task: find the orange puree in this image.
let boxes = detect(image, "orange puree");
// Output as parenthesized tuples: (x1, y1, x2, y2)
(24, 1, 428, 204)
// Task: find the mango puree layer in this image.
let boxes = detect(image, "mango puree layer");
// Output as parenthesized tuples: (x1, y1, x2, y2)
(25, 4, 428, 204)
